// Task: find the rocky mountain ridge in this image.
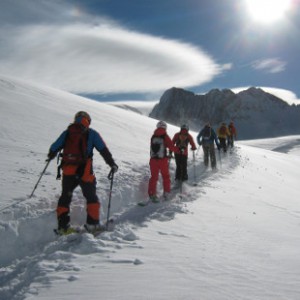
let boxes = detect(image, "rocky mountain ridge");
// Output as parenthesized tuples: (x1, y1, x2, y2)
(149, 87, 300, 139)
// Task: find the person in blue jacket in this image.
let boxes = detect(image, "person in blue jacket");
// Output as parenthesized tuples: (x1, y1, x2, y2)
(47, 111, 118, 234)
(197, 122, 220, 169)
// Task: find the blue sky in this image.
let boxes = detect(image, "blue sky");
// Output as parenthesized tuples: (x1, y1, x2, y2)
(1, 0, 299, 103)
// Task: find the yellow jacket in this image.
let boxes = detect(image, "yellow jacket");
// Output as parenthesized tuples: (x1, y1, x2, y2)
(217, 124, 230, 139)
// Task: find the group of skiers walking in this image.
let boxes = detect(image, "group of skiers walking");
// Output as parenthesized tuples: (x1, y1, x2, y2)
(46, 111, 236, 235)
(148, 120, 237, 202)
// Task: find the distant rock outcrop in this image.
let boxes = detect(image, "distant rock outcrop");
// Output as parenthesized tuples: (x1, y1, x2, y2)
(149, 87, 300, 139)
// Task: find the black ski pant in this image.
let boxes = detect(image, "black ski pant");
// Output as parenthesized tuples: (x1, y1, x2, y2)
(57, 175, 99, 229)
(175, 153, 188, 181)
(219, 137, 227, 152)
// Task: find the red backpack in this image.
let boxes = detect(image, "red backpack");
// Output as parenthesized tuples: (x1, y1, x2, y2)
(62, 123, 88, 165)
(219, 125, 227, 135)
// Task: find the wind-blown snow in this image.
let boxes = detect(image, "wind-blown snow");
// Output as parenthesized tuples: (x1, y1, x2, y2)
(0, 75, 300, 300)
(107, 100, 158, 116)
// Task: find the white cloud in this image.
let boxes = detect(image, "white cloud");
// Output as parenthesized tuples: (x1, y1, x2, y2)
(261, 87, 300, 105)
(221, 63, 233, 71)
(251, 58, 286, 73)
(232, 86, 300, 105)
(0, 1, 223, 94)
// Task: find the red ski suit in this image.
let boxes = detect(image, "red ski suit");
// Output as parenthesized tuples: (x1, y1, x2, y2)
(148, 128, 178, 196)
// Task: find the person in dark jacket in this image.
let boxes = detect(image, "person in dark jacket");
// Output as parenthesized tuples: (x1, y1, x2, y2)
(172, 124, 197, 181)
(47, 111, 118, 234)
(197, 123, 220, 169)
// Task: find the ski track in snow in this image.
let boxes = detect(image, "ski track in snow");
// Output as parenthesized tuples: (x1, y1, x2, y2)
(0, 145, 239, 300)
(1, 76, 300, 299)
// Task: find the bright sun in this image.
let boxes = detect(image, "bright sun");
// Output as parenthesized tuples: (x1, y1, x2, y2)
(245, 0, 292, 24)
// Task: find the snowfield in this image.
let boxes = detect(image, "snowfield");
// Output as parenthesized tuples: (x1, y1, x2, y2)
(0, 75, 300, 300)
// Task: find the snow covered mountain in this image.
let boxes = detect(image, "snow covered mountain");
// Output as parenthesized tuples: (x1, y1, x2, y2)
(150, 87, 300, 139)
(0, 75, 300, 300)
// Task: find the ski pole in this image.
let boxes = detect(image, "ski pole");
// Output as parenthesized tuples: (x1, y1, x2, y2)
(218, 149, 222, 169)
(196, 145, 201, 156)
(179, 148, 185, 196)
(193, 151, 197, 185)
(30, 159, 51, 198)
(106, 169, 114, 230)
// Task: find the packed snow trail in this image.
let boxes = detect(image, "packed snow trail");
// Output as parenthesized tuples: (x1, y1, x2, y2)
(0, 144, 239, 300)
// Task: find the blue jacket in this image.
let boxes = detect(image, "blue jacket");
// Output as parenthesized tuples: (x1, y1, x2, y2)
(197, 126, 220, 146)
(50, 126, 114, 166)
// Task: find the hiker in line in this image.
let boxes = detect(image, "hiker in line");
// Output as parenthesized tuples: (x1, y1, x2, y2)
(171, 124, 197, 182)
(197, 122, 221, 169)
(228, 121, 237, 148)
(47, 111, 118, 234)
(217, 122, 230, 152)
(148, 121, 178, 202)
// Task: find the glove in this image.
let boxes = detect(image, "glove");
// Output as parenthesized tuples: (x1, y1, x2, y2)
(191, 147, 196, 151)
(217, 144, 221, 151)
(168, 151, 174, 159)
(198, 141, 202, 146)
(47, 150, 56, 161)
(111, 163, 118, 174)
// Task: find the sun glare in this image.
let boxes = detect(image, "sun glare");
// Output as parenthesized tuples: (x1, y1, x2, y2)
(245, 0, 292, 24)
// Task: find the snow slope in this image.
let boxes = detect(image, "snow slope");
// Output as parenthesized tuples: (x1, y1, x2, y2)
(0, 75, 300, 300)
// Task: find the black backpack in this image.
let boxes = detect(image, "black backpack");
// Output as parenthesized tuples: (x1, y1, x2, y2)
(202, 126, 211, 141)
(150, 135, 166, 158)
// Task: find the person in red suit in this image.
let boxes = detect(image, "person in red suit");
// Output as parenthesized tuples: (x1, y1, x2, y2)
(148, 121, 178, 202)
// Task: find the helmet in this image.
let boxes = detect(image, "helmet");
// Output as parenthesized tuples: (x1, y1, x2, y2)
(181, 124, 189, 131)
(74, 111, 91, 124)
(156, 120, 167, 129)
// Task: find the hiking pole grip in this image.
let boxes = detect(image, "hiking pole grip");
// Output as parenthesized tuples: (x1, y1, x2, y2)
(108, 169, 114, 180)
(29, 159, 51, 198)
